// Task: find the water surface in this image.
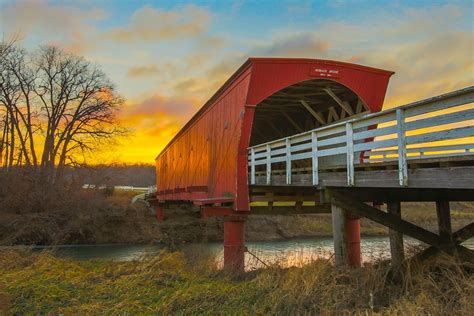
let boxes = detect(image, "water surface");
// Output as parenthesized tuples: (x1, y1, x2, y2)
(28, 236, 474, 268)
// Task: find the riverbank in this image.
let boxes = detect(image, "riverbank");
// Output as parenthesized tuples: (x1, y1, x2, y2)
(0, 189, 474, 246)
(0, 249, 472, 314)
(2, 190, 474, 246)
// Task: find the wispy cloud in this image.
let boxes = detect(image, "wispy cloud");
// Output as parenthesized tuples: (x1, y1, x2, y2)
(127, 65, 160, 78)
(253, 33, 330, 57)
(1, 0, 106, 53)
(126, 94, 198, 118)
(106, 5, 211, 42)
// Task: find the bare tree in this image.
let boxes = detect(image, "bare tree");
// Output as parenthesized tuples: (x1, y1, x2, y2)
(33, 46, 125, 181)
(0, 46, 38, 168)
(0, 43, 126, 183)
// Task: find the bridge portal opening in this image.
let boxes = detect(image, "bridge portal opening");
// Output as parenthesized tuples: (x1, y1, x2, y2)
(250, 79, 368, 146)
(249, 79, 369, 172)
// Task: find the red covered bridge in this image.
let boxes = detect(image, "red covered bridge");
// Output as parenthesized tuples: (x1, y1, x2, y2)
(151, 58, 474, 272)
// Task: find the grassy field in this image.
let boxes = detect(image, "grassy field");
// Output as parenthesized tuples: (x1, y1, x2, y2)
(1, 249, 472, 314)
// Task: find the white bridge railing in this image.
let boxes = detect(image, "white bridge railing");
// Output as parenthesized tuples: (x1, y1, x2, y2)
(248, 86, 474, 187)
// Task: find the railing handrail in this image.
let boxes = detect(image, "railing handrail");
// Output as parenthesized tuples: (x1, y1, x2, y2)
(248, 86, 474, 151)
(247, 86, 474, 187)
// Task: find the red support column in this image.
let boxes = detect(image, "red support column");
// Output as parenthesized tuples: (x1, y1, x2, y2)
(345, 215, 361, 267)
(155, 206, 164, 222)
(223, 216, 246, 273)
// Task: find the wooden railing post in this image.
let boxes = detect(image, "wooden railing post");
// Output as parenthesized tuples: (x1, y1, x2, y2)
(285, 138, 291, 185)
(250, 148, 256, 185)
(396, 108, 408, 186)
(266, 144, 271, 185)
(346, 122, 354, 186)
(311, 131, 319, 186)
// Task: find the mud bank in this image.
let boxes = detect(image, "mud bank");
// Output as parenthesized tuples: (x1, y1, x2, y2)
(0, 202, 340, 246)
(1, 196, 473, 246)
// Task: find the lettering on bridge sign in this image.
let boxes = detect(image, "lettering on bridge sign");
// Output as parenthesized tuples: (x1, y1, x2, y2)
(309, 66, 342, 78)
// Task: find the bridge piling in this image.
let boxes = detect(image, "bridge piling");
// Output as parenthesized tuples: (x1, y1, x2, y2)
(346, 215, 362, 267)
(331, 204, 361, 267)
(387, 201, 405, 269)
(155, 206, 164, 222)
(223, 216, 246, 273)
(331, 204, 347, 266)
(435, 201, 456, 256)
(436, 201, 452, 243)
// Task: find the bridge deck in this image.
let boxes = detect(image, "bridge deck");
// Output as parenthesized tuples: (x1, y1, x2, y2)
(252, 155, 474, 189)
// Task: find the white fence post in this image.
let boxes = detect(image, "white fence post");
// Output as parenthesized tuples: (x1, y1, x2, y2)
(396, 108, 408, 186)
(346, 122, 354, 186)
(311, 131, 319, 185)
(250, 148, 256, 185)
(286, 138, 292, 185)
(266, 144, 271, 185)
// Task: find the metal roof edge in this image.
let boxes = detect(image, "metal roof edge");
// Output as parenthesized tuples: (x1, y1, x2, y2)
(248, 57, 395, 76)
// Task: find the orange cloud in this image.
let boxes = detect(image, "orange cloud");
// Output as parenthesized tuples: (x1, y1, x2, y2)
(1, 0, 106, 54)
(109, 94, 201, 163)
(125, 94, 198, 117)
(106, 5, 211, 42)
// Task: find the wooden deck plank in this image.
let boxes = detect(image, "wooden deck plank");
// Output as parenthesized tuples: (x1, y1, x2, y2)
(253, 166, 474, 189)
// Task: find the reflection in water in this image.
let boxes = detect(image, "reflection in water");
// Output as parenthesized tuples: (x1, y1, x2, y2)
(244, 237, 410, 269)
(29, 236, 474, 270)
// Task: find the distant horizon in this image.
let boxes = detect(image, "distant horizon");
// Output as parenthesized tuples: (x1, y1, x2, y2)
(1, 0, 472, 164)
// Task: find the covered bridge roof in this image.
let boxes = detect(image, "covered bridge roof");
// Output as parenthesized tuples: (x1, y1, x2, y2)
(157, 58, 394, 158)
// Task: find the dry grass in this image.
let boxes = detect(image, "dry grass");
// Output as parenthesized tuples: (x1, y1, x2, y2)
(0, 248, 472, 315)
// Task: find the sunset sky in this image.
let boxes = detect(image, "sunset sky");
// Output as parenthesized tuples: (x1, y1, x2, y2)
(1, 0, 472, 164)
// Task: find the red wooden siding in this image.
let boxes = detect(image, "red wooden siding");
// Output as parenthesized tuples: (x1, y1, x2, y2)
(155, 58, 394, 211)
(156, 66, 252, 202)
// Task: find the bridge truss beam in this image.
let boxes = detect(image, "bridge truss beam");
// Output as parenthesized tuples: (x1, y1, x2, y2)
(326, 188, 474, 264)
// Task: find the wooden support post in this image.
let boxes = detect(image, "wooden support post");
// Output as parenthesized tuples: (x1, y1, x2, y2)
(329, 189, 441, 247)
(387, 201, 405, 268)
(331, 203, 347, 267)
(436, 201, 453, 243)
(415, 223, 474, 261)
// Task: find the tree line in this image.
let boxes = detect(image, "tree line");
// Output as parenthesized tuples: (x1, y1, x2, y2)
(0, 40, 125, 183)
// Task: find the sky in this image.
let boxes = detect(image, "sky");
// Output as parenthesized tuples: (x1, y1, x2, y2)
(0, 0, 472, 164)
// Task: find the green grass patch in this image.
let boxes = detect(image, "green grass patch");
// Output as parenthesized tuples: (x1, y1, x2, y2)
(1, 248, 472, 315)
